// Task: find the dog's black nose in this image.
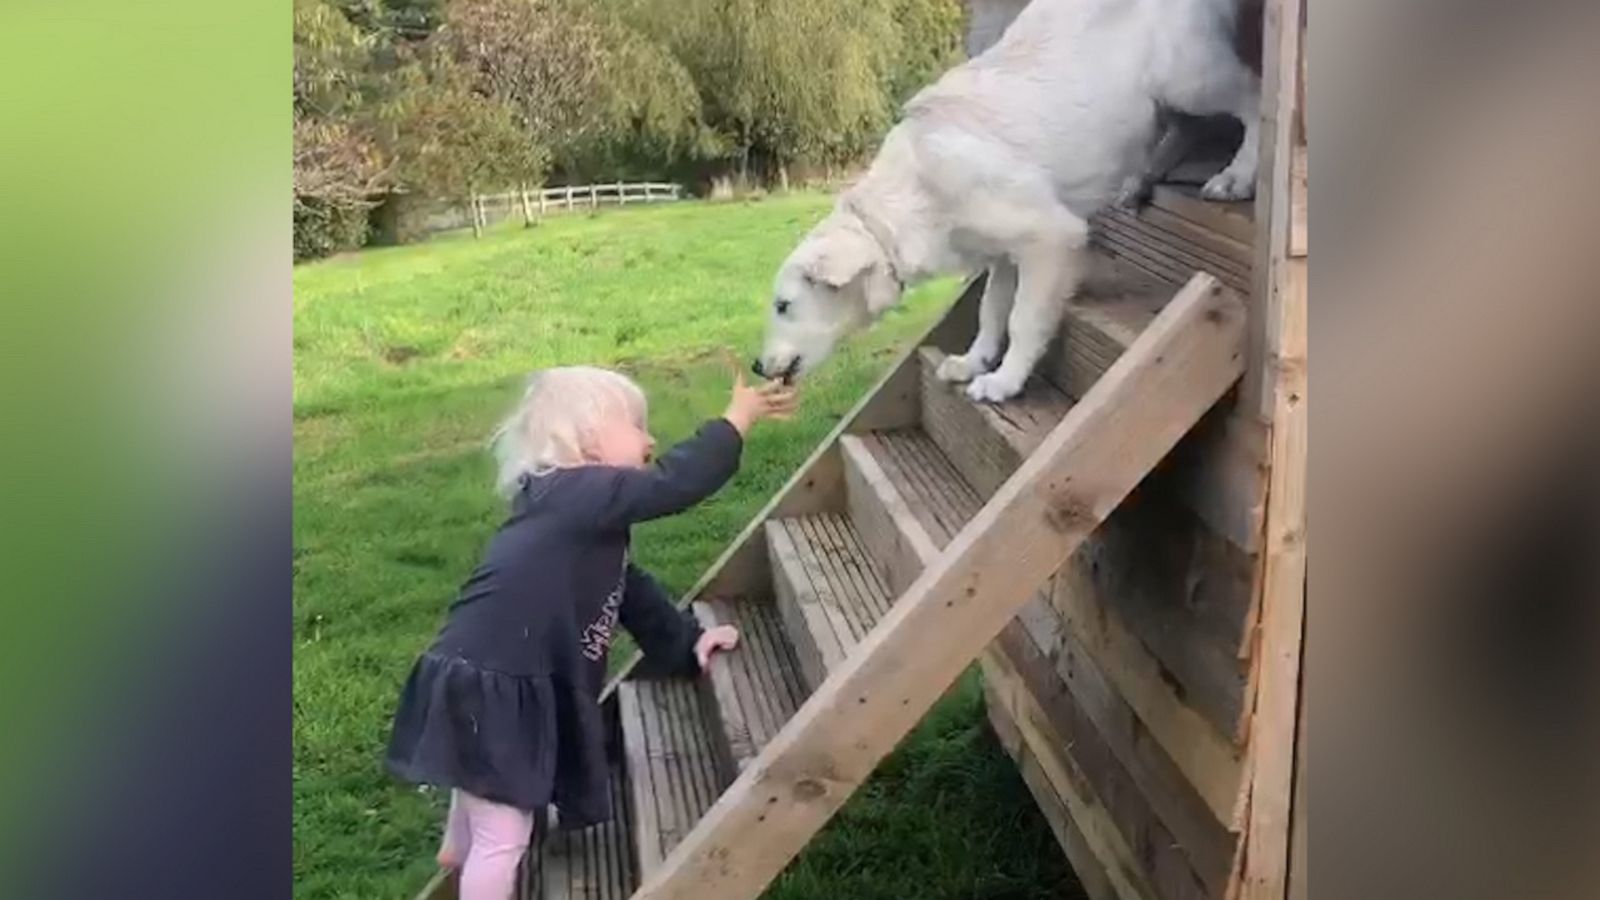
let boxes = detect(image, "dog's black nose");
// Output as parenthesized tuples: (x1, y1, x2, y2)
(751, 358, 765, 377)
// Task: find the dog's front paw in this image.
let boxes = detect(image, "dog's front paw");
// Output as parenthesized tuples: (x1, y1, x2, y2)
(1201, 169, 1255, 202)
(937, 353, 991, 384)
(966, 371, 1024, 404)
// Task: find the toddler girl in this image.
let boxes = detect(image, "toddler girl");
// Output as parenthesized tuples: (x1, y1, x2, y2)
(386, 365, 796, 899)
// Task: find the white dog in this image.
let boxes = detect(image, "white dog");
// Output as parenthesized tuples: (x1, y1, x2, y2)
(755, 0, 1259, 402)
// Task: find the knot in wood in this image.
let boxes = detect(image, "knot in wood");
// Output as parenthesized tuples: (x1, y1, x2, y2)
(793, 778, 827, 801)
(1043, 491, 1095, 535)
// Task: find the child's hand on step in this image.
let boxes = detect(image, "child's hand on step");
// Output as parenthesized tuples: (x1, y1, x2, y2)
(694, 624, 740, 669)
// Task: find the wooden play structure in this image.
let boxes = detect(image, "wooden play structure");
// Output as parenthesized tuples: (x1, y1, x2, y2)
(416, 1, 1305, 897)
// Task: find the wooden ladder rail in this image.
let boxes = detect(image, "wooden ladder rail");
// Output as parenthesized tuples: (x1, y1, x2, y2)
(631, 272, 1247, 899)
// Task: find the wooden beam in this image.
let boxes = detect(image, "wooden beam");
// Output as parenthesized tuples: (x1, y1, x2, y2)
(1241, 251, 1305, 900)
(630, 272, 1246, 899)
(981, 649, 1160, 900)
(1048, 567, 1244, 826)
(983, 677, 1120, 900)
(1011, 599, 1239, 891)
(846, 421, 1237, 890)
(1240, 0, 1308, 895)
(991, 621, 1214, 900)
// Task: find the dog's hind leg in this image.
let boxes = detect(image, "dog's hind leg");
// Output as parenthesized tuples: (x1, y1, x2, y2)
(967, 212, 1090, 404)
(938, 259, 1017, 383)
(1160, 34, 1262, 201)
(1117, 111, 1198, 210)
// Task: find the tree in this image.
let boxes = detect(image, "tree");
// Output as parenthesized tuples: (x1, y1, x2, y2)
(614, 0, 902, 181)
(295, 0, 391, 259)
(378, 51, 548, 237)
(886, 0, 966, 106)
(436, 0, 704, 181)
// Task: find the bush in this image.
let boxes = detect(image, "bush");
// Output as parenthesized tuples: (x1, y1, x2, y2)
(294, 196, 373, 262)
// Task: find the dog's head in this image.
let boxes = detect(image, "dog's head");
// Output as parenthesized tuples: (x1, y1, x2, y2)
(754, 212, 903, 382)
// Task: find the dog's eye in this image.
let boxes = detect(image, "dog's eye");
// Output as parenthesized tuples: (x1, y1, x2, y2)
(774, 299, 791, 316)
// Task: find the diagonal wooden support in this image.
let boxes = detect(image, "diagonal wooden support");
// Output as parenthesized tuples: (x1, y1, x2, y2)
(631, 272, 1247, 900)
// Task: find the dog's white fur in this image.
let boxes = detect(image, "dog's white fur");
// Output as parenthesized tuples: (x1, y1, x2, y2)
(758, 0, 1259, 402)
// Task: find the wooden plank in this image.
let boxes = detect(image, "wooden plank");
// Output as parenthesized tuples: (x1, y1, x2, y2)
(631, 272, 1247, 900)
(1019, 597, 1238, 887)
(1240, 0, 1307, 894)
(1287, 679, 1306, 900)
(1287, 146, 1307, 259)
(1049, 568, 1244, 825)
(810, 515, 884, 635)
(1149, 185, 1254, 245)
(1095, 206, 1252, 275)
(876, 430, 973, 541)
(766, 520, 845, 689)
(1006, 602, 1234, 894)
(814, 512, 894, 622)
(787, 517, 870, 647)
(1241, 259, 1306, 900)
(984, 682, 1120, 900)
(618, 684, 666, 878)
(841, 434, 940, 596)
(745, 600, 809, 743)
(1095, 216, 1251, 293)
(927, 262, 1266, 554)
(847, 347, 923, 433)
(981, 649, 1159, 900)
(918, 346, 1069, 497)
(693, 598, 807, 776)
(997, 617, 1214, 900)
(1066, 484, 1255, 733)
(1165, 403, 1270, 557)
(920, 345, 1256, 740)
(692, 601, 758, 772)
(598, 276, 984, 702)
(1128, 203, 1253, 271)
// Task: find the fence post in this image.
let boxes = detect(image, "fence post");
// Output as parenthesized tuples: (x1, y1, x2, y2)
(538, 188, 546, 218)
(566, 185, 574, 211)
(519, 183, 534, 227)
(469, 192, 483, 239)
(590, 184, 598, 210)
(617, 180, 626, 206)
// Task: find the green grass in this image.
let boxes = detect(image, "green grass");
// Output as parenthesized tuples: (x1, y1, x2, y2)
(293, 195, 1081, 899)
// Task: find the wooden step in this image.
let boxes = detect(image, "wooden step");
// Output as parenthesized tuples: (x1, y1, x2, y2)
(841, 428, 1234, 897)
(919, 341, 1249, 788)
(617, 679, 729, 880)
(765, 514, 894, 688)
(630, 273, 1247, 899)
(529, 756, 636, 900)
(691, 597, 809, 772)
(1091, 185, 1254, 296)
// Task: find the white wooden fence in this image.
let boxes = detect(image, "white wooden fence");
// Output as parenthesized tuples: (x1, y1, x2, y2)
(450, 181, 686, 235)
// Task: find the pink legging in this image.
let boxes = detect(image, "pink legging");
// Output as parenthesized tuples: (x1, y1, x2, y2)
(439, 789, 535, 900)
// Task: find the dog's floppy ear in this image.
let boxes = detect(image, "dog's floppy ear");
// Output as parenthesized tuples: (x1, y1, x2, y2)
(803, 228, 879, 291)
(804, 228, 902, 317)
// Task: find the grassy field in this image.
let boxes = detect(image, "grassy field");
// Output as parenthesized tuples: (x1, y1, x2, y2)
(293, 195, 1082, 898)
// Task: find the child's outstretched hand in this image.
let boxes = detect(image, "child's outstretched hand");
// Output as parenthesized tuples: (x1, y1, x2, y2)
(724, 369, 798, 436)
(695, 624, 740, 669)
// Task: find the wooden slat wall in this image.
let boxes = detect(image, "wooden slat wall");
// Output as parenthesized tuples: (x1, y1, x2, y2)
(977, 3, 1306, 899)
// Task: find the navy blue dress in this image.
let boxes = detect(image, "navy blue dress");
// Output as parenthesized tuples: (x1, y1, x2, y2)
(386, 419, 742, 827)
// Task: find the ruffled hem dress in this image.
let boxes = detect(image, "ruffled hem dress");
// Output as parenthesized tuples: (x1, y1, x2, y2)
(385, 419, 742, 828)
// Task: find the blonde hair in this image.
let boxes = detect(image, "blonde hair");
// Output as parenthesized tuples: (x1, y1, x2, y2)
(491, 366, 647, 497)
